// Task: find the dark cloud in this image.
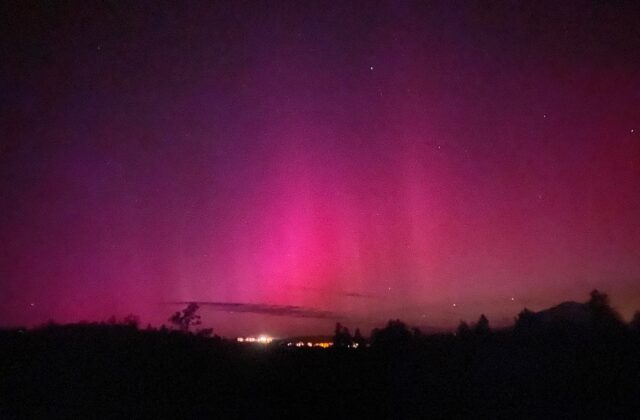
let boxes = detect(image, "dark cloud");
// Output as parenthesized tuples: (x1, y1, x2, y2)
(342, 292, 376, 299)
(166, 301, 340, 319)
(299, 287, 377, 299)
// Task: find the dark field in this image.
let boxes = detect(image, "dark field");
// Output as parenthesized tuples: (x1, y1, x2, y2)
(2, 318, 639, 419)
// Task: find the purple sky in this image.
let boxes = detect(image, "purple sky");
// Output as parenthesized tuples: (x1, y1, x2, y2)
(1, 1, 639, 337)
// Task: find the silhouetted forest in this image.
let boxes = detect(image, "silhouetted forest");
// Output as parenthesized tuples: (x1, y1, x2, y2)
(1, 291, 640, 418)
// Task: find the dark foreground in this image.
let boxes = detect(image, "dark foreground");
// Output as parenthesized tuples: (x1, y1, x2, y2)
(1, 321, 639, 419)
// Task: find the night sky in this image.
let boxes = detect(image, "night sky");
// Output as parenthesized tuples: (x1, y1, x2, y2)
(1, 1, 639, 337)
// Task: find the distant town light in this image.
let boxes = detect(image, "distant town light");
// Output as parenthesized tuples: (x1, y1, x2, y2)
(237, 335, 273, 344)
(239, 337, 333, 348)
(258, 335, 272, 344)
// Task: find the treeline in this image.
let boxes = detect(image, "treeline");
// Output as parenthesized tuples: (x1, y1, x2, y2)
(328, 290, 640, 349)
(1, 290, 639, 418)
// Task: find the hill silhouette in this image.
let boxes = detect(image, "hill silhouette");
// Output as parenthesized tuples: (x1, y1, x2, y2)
(531, 301, 591, 325)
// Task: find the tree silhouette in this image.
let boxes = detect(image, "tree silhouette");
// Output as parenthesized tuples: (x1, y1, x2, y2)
(456, 320, 471, 338)
(333, 322, 353, 348)
(514, 308, 536, 332)
(123, 314, 139, 328)
(629, 311, 640, 333)
(588, 289, 610, 311)
(587, 289, 624, 332)
(353, 328, 366, 348)
(412, 327, 423, 339)
(169, 303, 202, 332)
(370, 319, 414, 347)
(473, 314, 490, 335)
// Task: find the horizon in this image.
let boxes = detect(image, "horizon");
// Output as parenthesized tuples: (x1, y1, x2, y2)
(2, 1, 639, 337)
(3, 289, 632, 339)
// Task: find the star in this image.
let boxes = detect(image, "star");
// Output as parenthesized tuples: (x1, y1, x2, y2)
(369, 66, 374, 71)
